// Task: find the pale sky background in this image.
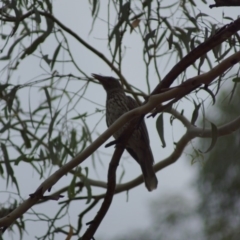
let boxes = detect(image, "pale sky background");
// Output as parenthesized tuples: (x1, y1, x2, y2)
(0, 1, 239, 239)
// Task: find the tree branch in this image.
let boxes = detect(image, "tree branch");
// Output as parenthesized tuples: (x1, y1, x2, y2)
(93, 113, 240, 199)
(209, 0, 240, 8)
(0, 9, 141, 104)
(150, 50, 240, 116)
(151, 18, 240, 94)
(81, 144, 124, 240)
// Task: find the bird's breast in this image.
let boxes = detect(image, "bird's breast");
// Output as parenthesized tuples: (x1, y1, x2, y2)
(105, 93, 143, 144)
(106, 94, 129, 127)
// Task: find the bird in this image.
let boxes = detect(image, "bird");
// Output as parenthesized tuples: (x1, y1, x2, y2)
(92, 74, 158, 191)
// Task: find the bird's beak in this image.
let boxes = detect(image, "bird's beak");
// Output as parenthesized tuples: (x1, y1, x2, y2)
(92, 74, 111, 90)
(92, 74, 106, 83)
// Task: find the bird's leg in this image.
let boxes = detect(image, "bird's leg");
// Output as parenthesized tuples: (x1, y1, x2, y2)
(105, 139, 118, 148)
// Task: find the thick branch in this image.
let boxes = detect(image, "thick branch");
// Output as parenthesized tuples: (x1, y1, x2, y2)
(151, 18, 240, 94)
(18, 113, 240, 223)
(150, 50, 240, 116)
(81, 145, 124, 240)
(1, 38, 240, 232)
(87, 114, 240, 197)
(210, 0, 240, 8)
(189, 116, 240, 138)
(82, 115, 140, 239)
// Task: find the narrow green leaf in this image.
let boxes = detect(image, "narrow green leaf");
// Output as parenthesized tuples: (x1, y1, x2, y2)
(196, 12, 209, 19)
(48, 110, 61, 140)
(0, 121, 11, 134)
(170, 115, 175, 126)
(217, 47, 231, 61)
(201, 122, 218, 153)
(215, 75, 222, 96)
(142, 0, 152, 8)
(167, 32, 173, 49)
(1, 143, 19, 193)
(82, 167, 92, 204)
(212, 43, 222, 59)
(204, 27, 209, 40)
(51, 43, 61, 70)
(48, 141, 58, 165)
(232, 77, 240, 83)
(183, 12, 198, 29)
(20, 130, 32, 148)
(120, 2, 131, 20)
(1, 143, 11, 176)
(0, 84, 11, 97)
(3, 106, 8, 120)
(71, 113, 87, 120)
(62, 143, 75, 158)
(68, 173, 77, 199)
(39, 149, 45, 160)
(42, 54, 51, 66)
(118, 167, 125, 184)
(1, 34, 8, 40)
(198, 55, 206, 75)
(109, 22, 122, 43)
(174, 27, 189, 51)
(190, 36, 196, 50)
(0, 163, 4, 175)
(229, 82, 237, 103)
(91, 0, 98, 16)
(13, 146, 25, 166)
(172, 41, 183, 60)
(44, 87, 52, 117)
(188, 0, 196, 6)
(70, 129, 77, 149)
(7, 86, 19, 113)
(156, 29, 167, 48)
(37, 0, 44, 10)
(191, 101, 201, 124)
(144, 29, 156, 50)
(112, 29, 121, 64)
(28, 88, 35, 129)
(32, 132, 48, 153)
(156, 114, 166, 148)
(201, 86, 216, 105)
(33, 7, 41, 23)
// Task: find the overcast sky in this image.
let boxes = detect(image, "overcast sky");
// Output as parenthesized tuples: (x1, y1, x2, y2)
(0, 1, 239, 239)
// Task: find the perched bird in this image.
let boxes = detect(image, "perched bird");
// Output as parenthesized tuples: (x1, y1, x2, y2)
(92, 74, 158, 191)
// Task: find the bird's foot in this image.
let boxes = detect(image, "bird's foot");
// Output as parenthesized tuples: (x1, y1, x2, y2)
(105, 139, 118, 148)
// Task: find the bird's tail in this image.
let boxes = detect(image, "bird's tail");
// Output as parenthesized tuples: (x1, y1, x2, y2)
(140, 150, 158, 191)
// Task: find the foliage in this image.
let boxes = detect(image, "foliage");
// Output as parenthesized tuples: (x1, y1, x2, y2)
(0, 0, 240, 239)
(196, 85, 240, 240)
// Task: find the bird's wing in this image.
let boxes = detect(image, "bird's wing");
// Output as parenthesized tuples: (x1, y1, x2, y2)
(126, 96, 150, 144)
(126, 96, 149, 165)
(126, 96, 155, 167)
